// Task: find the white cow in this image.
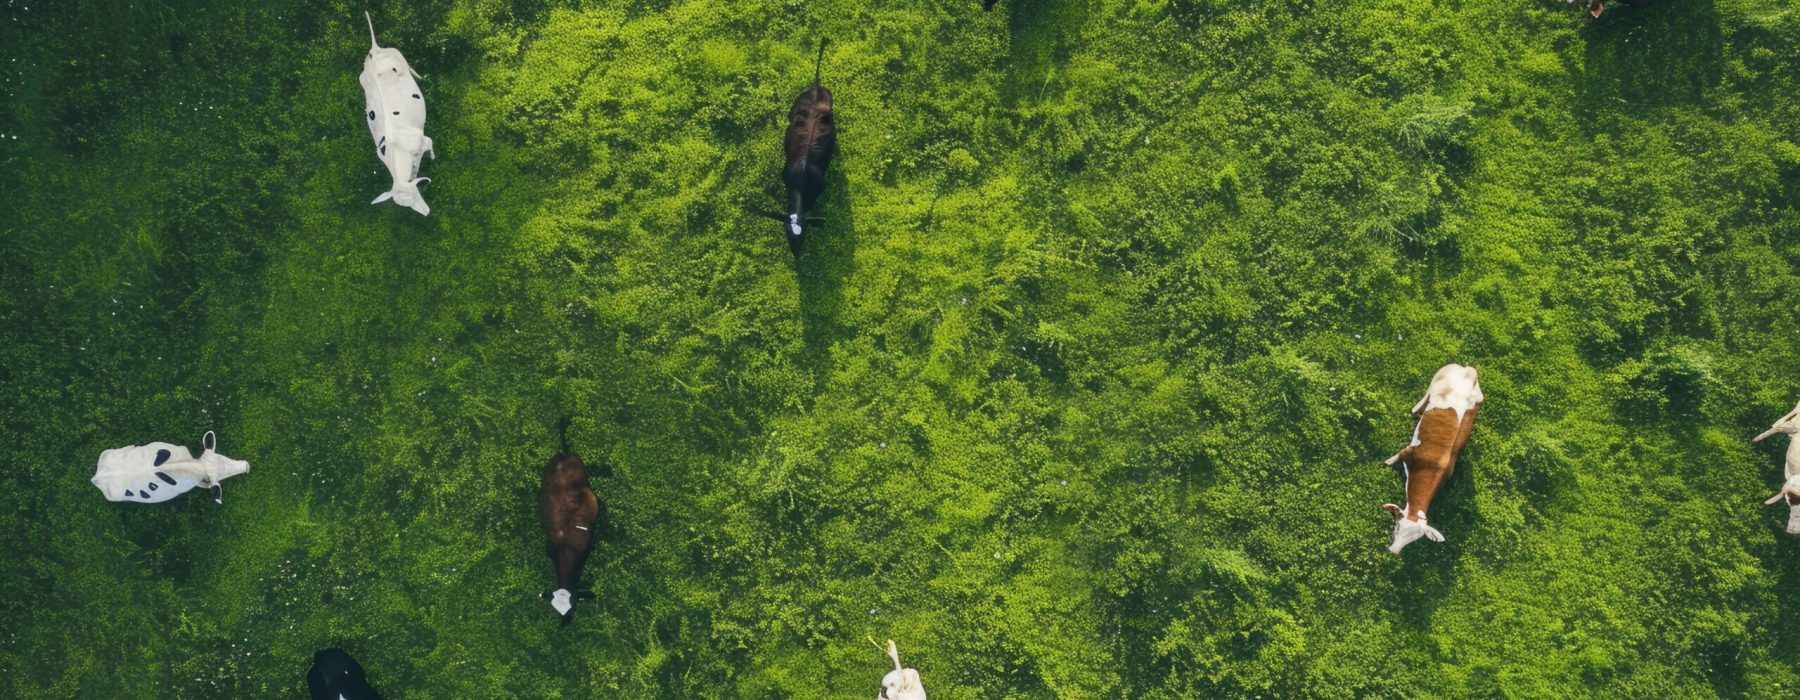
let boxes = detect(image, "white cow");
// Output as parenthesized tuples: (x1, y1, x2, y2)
(1754, 401, 1800, 534)
(91, 431, 249, 505)
(877, 639, 926, 700)
(360, 12, 433, 216)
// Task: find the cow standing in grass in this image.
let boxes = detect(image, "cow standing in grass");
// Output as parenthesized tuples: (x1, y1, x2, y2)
(778, 41, 836, 257)
(360, 12, 434, 215)
(539, 428, 600, 625)
(1381, 364, 1483, 554)
(1754, 401, 1800, 534)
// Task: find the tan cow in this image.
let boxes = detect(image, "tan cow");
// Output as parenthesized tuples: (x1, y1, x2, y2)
(1754, 401, 1800, 534)
(1382, 364, 1483, 554)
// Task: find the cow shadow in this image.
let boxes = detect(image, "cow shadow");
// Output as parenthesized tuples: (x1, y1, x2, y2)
(793, 167, 860, 358)
(1382, 456, 1473, 633)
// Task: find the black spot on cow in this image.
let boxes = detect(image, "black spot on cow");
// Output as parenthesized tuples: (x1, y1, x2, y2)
(367, 110, 375, 121)
(154, 449, 171, 466)
(147, 482, 158, 491)
(125, 490, 134, 497)
(391, 111, 399, 116)
(156, 472, 177, 485)
(139, 490, 151, 499)
(412, 94, 420, 99)
(379, 145, 386, 156)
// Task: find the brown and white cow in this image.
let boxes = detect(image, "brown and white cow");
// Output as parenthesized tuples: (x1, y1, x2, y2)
(1381, 364, 1483, 554)
(1753, 401, 1800, 534)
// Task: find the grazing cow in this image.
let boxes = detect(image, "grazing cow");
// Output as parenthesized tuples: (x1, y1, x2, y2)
(91, 431, 248, 506)
(1381, 364, 1483, 554)
(778, 41, 836, 257)
(1753, 401, 1800, 534)
(539, 424, 600, 625)
(360, 12, 434, 216)
(877, 639, 927, 700)
(307, 648, 382, 700)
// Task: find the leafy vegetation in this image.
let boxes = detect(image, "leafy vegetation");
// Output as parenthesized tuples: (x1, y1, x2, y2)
(4, 0, 1800, 697)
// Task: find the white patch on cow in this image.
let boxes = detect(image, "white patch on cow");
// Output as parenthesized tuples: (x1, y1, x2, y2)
(1420, 363, 1483, 422)
(1389, 515, 1443, 554)
(360, 12, 433, 216)
(788, 214, 803, 238)
(550, 589, 573, 615)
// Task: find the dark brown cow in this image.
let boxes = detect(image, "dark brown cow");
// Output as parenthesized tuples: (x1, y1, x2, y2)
(538, 425, 599, 625)
(779, 41, 836, 256)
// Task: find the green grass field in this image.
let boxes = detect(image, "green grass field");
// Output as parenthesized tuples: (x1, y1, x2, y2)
(5, 0, 1800, 696)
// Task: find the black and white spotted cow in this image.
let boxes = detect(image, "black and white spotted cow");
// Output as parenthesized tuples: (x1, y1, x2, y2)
(360, 12, 433, 216)
(90, 431, 249, 506)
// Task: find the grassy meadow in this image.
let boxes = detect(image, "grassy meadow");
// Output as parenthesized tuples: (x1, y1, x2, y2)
(5, 0, 1800, 696)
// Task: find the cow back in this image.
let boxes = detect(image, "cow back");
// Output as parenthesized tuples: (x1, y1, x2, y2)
(784, 85, 836, 207)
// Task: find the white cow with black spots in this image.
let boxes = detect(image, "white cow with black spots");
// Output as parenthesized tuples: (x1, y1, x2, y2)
(1754, 401, 1800, 534)
(360, 12, 433, 216)
(91, 431, 249, 505)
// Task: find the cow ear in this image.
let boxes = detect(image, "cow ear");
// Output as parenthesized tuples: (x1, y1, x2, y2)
(372, 192, 394, 204)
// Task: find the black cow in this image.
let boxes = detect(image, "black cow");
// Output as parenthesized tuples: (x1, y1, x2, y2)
(778, 41, 836, 256)
(307, 648, 381, 700)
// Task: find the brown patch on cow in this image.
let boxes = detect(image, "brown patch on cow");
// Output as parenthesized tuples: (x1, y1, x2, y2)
(1391, 405, 1479, 520)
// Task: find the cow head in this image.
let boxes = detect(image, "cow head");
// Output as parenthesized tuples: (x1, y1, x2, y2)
(1753, 402, 1800, 443)
(542, 588, 595, 626)
(877, 639, 926, 700)
(196, 431, 249, 506)
(1389, 515, 1444, 554)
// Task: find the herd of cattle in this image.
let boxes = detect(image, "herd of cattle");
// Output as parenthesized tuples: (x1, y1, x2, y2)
(76, 3, 1743, 696)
